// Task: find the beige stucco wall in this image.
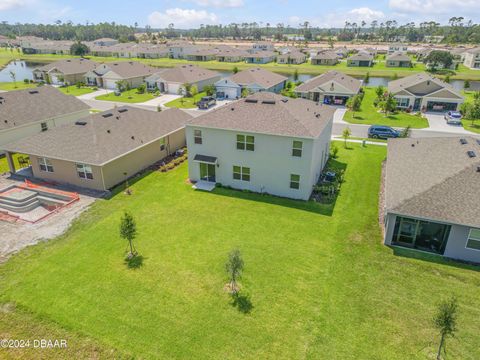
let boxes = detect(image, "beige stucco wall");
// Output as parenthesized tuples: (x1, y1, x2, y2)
(0, 109, 90, 153)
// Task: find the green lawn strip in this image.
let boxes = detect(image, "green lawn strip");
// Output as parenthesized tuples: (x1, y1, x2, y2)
(164, 91, 206, 109)
(3, 48, 480, 80)
(334, 136, 387, 143)
(57, 85, 95, 96)
(95, 88, 156, 103)
(1, 144, 479, 359)
(0, 153, 29, 174)
(343, 87, 429, 129)
(0, 81, 37, 91)
(461, 120, 480, 134)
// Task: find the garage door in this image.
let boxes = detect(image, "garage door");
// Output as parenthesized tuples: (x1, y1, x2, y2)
(167, 83, 180, 95)
(50, 75, 62, 85)
(217, 87, 238, 99)
(426, 101, 458, 112)
(104, 79, 118, 90)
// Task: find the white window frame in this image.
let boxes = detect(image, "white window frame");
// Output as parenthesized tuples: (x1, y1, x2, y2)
(38, 157, 54, 173)
(292, 140, 303, 157)
(236, 134, 255, 151)
(290, 174, 300, 189)
(397, 97, 410, 108)
(159, 137, 166, 151)
(194, 129, 202, 144)
(233, 165, 250, 182)
(466, 228, 480, 251)
(76, 163, 94, 180)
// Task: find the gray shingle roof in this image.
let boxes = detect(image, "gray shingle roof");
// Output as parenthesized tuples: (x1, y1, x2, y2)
(228, 68, 287, 88)
(386, 52, 412, 62)
(188, 92, 335, 138)
(36, 58, 99, 75)
(3, 107, 192, 166)
(312, 50, 339, 60)
(385, 137, 480, 228)
(0, 86, 90, 130)
(152, 64, 220, 84)
(388, 72, 463, 98)
(348, 52, 374, 61)
(295, 71, 361, 93)
(102, 61, 157, 78)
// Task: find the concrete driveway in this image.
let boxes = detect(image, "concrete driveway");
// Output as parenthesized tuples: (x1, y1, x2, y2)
(422, 112, 472, 134)
(142, 94, 181, 107)
(77, 88, 113, 100)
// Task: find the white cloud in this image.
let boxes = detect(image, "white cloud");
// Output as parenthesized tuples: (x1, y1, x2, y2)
(295, 7, 385, 28)
(389, 0, 479, 15)
(0, 0, 32, 11)
(190, 0, 244, 8)
(148, 8, 218, 29)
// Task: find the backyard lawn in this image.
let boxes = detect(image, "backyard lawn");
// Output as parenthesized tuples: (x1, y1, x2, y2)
(1, 144, 479, 359)
(343, 87, 430, 129)
(57, 85, 95, 96)
(165, 91, 206, 108)
(95, 88, 156, 103)
(461, 91, 480, 134)
(0, 153, 29, 174)
(0, 81, 37, 91)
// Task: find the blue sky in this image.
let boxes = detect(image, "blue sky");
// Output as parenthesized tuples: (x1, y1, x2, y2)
(1, 0, 479, 28)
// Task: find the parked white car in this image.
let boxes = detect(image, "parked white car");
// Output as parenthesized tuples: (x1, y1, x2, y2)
(444, 111, 462, 125)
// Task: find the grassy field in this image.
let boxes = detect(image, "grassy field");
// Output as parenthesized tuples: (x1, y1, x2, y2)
(3, 48, 480, 80)
(165, 91, 206, 108)
(343, 87, 430, 129)
(57, 85, 95, 96)
(460, 91, 480, 133)
(0, 81, 37, 91)
(0, 153, 29, 174)
(95, 88, 156, 103)
(1, 144, 479, 359)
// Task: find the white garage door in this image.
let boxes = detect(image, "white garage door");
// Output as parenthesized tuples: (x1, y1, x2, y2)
(167, 83, 181, 95)
(104, 79, 118, 90)
(50, 75, 62, 85)
(218, 87, 239, 99)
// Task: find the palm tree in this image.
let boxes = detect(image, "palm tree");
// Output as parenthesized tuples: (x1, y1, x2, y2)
(9, 71, 16, 88)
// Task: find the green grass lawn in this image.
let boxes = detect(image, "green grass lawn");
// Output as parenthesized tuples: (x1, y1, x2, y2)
(165, 91, 206, 108)
(57, 85, 95, 96)
(95, 88, 156, 103)
(0, 153, 29, 174)
(460, 91, 480, 133)
(1, 144, 479, 359)
(344, 87, 430, 129)
(0, 81, 37, 91)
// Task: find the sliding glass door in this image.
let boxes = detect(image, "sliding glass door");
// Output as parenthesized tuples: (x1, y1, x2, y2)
(392, 216, 450, 255)
(199, 163, 216, 182)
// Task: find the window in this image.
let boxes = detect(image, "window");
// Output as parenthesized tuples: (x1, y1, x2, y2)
(194, 130, 202, 144)
(40, 122, 48, 132)
(236, 134, 255, 151)
(76, 163, 93, 180)
(466, 229, 480, 250)
(233, 166, 250, 181)
(292, 140, 303, 157)
(290, 174, 300, 189)
(159, 137, 166, 151)
(38, 157, 53, 172)
(397, 98, 410, 107)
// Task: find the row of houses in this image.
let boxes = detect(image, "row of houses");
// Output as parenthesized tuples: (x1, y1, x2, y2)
(1, 84, 478, 264)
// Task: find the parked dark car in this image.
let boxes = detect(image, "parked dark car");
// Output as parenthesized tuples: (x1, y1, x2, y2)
(444, 111, 462, 125)
(367, 125, 400, 139)
(197, 96, 216, 109)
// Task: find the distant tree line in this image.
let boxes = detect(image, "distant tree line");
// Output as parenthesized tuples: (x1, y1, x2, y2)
(0, 21, 136, 42)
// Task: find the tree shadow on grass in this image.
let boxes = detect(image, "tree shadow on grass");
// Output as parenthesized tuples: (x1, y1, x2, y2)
(124, 255, 145, 269)
(230, 292, 254, 314)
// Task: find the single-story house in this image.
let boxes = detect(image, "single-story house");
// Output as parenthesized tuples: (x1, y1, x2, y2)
(186, 92, 336, 200)
(216, 49, 249, 63)
(383, 137, 480, 264)
(311, 50, 339, 65)
(347, 52, 374, 67)
(184, 47, 219, 62)
(0, 86, 90, 154)
(277, 51, 307, 64)
(295, 71, 362, 105)
(32, 58, 99, 85)
(245, 51, 277, 64)
(388, 73, 464, 112)
(92, 38, 119, 47)
(463, 47, 480, 69)
(215, 68, 288, 99)
(386, 52, 412, 68)
(3, 107, 192, 191)
(85, 61, 157, 89)
(388, 43, 408, 54)
(145, 64, 221, 94)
